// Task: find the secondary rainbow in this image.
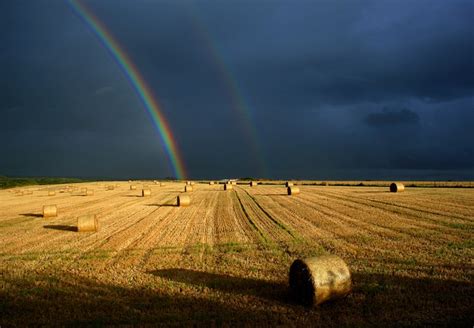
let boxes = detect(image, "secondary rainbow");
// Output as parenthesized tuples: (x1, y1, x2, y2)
(185, 9, 267, 177)
(67, 0, 186, 179)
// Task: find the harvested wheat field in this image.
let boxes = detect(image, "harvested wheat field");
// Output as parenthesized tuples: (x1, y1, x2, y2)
(1, 181, 473, 326)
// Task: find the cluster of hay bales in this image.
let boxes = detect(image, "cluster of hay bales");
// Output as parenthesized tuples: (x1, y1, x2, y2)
(142, 189, 151, 197)
(177, 194, 191, 207)
(289, 255, 352, 306)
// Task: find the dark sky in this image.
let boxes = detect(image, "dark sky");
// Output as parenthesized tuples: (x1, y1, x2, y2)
(1, 0, 473, 180)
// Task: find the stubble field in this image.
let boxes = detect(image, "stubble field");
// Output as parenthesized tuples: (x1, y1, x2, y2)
(1, 181, 473, 326)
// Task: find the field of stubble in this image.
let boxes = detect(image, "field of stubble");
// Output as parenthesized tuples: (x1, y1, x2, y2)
(1, 182, 473, 326)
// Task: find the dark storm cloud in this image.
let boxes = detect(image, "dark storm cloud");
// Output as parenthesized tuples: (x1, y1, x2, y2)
(365, 109, 420, 127)
(1, 0, 473, 179)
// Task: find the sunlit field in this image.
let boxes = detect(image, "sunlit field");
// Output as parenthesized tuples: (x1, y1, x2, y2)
(1, 181, 472, 326)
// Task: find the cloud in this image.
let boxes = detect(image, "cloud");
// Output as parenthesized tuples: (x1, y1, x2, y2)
(365, 108, 420, 127)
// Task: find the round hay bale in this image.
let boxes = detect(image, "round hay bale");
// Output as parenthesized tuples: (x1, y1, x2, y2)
(186, 181, 191, 185)
(231, 181, 237, 185)
(289, 255, 352, 306)
(209, 181, 215, 185)
(130, 185, 137, 190)
(288, 186, 300, 195)
(177, 194, 191, 207)
(86, 189, 94, 196)
(77, 215, 98, 232)
(390, 182, 405, 192)
(224, 183, 233, 190)
(142, 189, 151, 197)
(43, 205, 57, 218)
(48, 191, 56, 196)
(185, 185, 193, 192)
(323, 182, 329, 186)
(286, 182, 294, 187)
(190, 182, 195, 185)
(250, 181, 257, 187)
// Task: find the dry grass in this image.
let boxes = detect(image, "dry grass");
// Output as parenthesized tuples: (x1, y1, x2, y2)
(0, 181, 472, 326)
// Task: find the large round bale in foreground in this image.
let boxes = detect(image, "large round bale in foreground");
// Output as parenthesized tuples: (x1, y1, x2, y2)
(289, 255, 352, 306)
(390, 182, 405, 192)
(77, 215, 99, 232)
(285, 181, 294, 187)
(287, 186, 300, 195)
(185, 185, 193, 192)
(224, 183, 233, 190)
(48, 191, 56, 196)
(43, 205, 58, 218)
(130, 185, 137, 190)
(177, 194, 191, 207)
(142, 189, 151, 197)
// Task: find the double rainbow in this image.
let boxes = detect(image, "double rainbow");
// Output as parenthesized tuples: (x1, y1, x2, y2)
(67, 0, 186, 179)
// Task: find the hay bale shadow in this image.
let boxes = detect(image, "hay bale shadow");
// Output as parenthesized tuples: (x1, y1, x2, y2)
(20, 213, 43, 218)
(149, 268, 288, 303)
(43, 225, 78, 232)
(1, 270, 472, 326)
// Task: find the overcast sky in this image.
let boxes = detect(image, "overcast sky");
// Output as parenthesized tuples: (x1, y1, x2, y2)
(1, 0, 473, 180)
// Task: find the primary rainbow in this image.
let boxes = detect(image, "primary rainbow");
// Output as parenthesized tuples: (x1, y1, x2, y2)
(67, 0, 186, 179)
